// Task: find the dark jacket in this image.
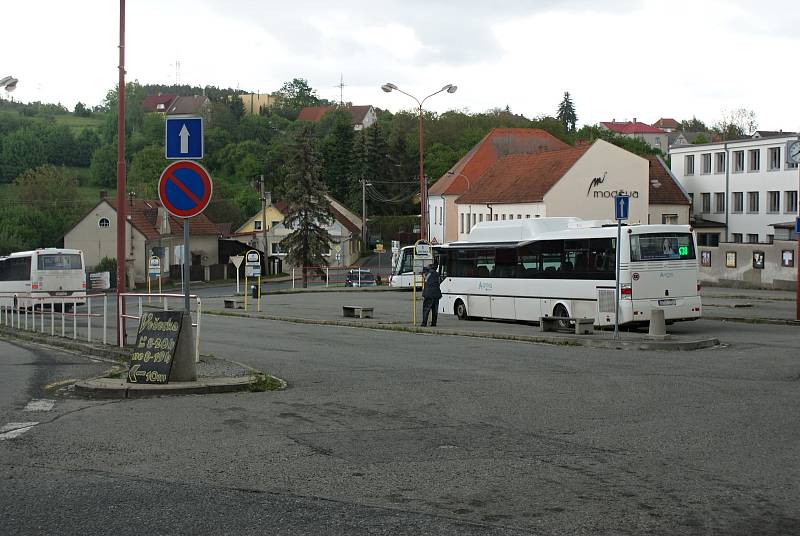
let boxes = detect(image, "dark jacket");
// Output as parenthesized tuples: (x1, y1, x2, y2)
(422, 266, 442, 299)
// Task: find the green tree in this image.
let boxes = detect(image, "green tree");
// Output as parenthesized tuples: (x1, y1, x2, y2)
(319, 108, 355, 203)
(713, 108, 758, 141)
(0, 128, 46, 182)
(274, 78, 322, 120)
(73, 102, 91, 117)
(281, 123, 332, 287)
(127, 144, 169, 197)
(74, 128, 102, 167)
(691, 133, 709, 144)
(89, 143, 118, 187)
(679, 116, 707, 132)
(556, 91, 578, 133)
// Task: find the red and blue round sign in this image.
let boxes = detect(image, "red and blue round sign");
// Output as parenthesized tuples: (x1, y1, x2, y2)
(158, 160, 213, 218)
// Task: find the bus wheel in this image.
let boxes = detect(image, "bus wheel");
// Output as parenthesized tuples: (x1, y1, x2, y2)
(553, 304, 572, 330)
(455, 300, 469, 320)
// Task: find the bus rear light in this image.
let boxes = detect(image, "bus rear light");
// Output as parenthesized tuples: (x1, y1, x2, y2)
(81, 282, 86, 289)
(620, 284, 632, 299)
(31, 283, 39, 289)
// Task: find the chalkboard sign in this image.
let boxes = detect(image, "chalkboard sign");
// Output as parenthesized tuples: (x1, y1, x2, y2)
(128, 311, 184, 384)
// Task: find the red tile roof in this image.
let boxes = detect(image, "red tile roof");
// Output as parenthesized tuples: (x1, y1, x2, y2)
(428, 128, 571, 197)
(646, 156, 690, 205)
(601, 121, 667, 135)
(456, 145, 591, 205)
(297, 105, 374, 126)
(105, 199, 220, 240)
(652, 118, 679, 130)
(142, 94, 177, 113)
(166, 95, 210, 115)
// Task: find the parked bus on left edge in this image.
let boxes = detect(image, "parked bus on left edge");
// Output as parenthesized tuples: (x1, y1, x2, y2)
(0, 249, 86, 310)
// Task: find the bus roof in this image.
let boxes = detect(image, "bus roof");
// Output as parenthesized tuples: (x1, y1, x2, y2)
(5, 248, 83, 258)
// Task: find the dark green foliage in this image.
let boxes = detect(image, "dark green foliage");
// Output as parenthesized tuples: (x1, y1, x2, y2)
(679, 116, 707, 132)
(89, 143, 118, 187)
(319, 108, 355, 203)
(574, 125, 661, 156)
(557, 92, 578, 132)
(0, 128, 46, 182)
(281, 123, 333, 287)
(128, 144, 169, 197)
(95, 257, 117, 286)
(691, 133, 709, 144)
(73, 102, 91, 117)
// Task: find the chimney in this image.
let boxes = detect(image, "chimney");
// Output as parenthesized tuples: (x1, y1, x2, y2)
(99, 190, 107, 200)
(633, 117, 637, 123)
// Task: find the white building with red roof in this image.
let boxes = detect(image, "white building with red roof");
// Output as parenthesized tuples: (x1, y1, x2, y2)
(600, 119, 668, 153)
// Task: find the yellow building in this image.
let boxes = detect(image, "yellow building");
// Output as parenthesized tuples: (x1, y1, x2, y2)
(239, 93, 279, 115)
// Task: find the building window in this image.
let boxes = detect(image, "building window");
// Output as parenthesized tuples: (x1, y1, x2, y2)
(701, 153, 712, 174)
(460, 213, 464, 234)
(479, 214, 484, 223)
(767, 234, 774, 244)
(714, 192, 725, 213)
(525, 214, 531, 219)
(701, 193, 711, 213)
(493, 214, 499, 221)
(747, 191, 759, 213)
(98, 217, 110, 228)
(662, 214, 678, 224)
(685, 155, 695, 175)
(697, 233, 720, 247)
(733, 150, 745, 172)
(715, 152, 726, 173)
(748, 149, 760, 172)
(788, 160, 799, 170)
(785, 191, 798, 213)
(768, 147, 781, 170)
(253, 221, 262, 231)
(747, 234, 759, 243)
(732, 233, 743, 243)
(732, 192, 744, 213)
(517, 214, 522, 219)
(501, 214, 506, 220)
(767, 191, 780, 213)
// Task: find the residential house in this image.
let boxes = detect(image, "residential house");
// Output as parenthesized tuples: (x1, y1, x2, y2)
(142, 93, 178, 114)
(233, 195, 363, 268)
(428, 128, 571, 244)
(652, 118, 680, 132)
(64, 195, 221, 287)
(297, 105, 377, 130)
(166, 95, 213, 123)
(669, 131, 714, 147)
(239, 93, 279, 115)
(600, 119, 668, 153)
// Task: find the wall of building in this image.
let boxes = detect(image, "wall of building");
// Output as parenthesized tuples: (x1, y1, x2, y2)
(648, 204, 690, 225)
(456, 202, 546, 241)
(697, 241, 798, 290)
(670, 135, 800, 242)
(545, 141, 650, 223)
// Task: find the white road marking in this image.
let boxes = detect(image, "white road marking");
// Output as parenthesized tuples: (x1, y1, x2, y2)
(24, 399, 55, 412)
(0, 422, 39, 440)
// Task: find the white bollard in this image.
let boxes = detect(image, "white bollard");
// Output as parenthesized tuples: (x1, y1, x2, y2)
(648, 308, 669, 340)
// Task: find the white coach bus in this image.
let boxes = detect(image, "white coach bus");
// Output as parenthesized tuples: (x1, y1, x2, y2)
(436, 218, 701, 328)
(0, 248, 87, 309)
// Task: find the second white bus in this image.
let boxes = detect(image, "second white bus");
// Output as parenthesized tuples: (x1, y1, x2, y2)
(0, 248, 87, 309)
(436, 218, 701, 327)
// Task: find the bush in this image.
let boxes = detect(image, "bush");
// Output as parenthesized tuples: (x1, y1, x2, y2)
(94, 256, 117, 287)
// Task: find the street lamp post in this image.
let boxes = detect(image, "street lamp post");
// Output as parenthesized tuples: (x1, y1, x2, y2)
(381, 82, 457, 240)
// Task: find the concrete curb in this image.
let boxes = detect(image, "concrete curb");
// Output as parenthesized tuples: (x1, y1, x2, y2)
(205, 309, 720, 352)
(73, 376, 261, 399)
(703, 315, 800, 327)
(0, 325, 286, 398)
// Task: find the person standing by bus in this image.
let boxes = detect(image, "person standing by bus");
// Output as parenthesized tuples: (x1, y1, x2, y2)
(420, 263, 442, 327)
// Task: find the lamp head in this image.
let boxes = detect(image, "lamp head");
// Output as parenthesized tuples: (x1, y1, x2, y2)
(381, 83, 397, 93)
(444, 84, 457, 94)
(1, 76, 18, 92)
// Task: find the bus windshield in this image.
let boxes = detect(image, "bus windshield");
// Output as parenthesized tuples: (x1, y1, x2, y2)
(630, 233, 695, 262)
(37, 254, 82, 271)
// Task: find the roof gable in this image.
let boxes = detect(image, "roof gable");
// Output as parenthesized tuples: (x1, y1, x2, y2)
(647, 155, 690, 205)
(455, 145, 591, 205)
(429, 128, 571, 197)
(601, 121, 667, 135)
(105, 199, 220, 240)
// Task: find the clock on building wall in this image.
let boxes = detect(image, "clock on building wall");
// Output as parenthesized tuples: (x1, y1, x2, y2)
(788, 140, 800, 164)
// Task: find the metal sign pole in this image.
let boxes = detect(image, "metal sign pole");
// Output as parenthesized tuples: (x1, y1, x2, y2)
(614, 219, 622, 340)
(183, 219, 190, 312)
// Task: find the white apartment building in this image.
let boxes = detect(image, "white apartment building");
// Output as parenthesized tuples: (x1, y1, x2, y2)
(669, 134, 800, 244)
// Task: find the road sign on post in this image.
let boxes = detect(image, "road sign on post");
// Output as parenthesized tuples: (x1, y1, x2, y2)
(158, 160, 213, 313)
(613, 194, 629, 340)
(244, 250, 262, 312)
(229, 255, 244, 294)
(165, 117, 204, 160)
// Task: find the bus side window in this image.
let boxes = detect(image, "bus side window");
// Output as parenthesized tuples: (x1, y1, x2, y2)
(589, 238, 615, 278)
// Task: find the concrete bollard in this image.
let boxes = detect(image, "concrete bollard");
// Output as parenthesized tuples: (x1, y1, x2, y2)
(170, 314, 198, 381)
(648, 308, 669, 340)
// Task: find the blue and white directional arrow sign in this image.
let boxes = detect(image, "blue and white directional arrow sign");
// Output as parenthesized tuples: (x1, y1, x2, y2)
(165, 117, 203, 160)
(614, 194, 630, 221)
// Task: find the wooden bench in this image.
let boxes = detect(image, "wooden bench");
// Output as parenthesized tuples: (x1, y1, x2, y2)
(540, 316, 594, 335)
(224, 298, 244, 309)
(342, 305, 374, 319)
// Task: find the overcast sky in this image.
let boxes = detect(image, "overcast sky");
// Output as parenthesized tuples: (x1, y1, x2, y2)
(4, 0, 799, 131)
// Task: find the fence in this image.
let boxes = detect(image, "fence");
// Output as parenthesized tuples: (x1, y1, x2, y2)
(0, 293, 108, 345)
(117, 293, 202, 363)
(0, 292, 202, 363)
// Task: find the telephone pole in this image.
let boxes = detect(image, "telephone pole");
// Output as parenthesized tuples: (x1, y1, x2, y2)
(259, 175, 267, 268)
(361, 178, 368, 250)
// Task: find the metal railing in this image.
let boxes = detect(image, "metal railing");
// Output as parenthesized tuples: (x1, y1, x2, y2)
(117, 293, 202, 363)
(0, 293, 108, 345)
